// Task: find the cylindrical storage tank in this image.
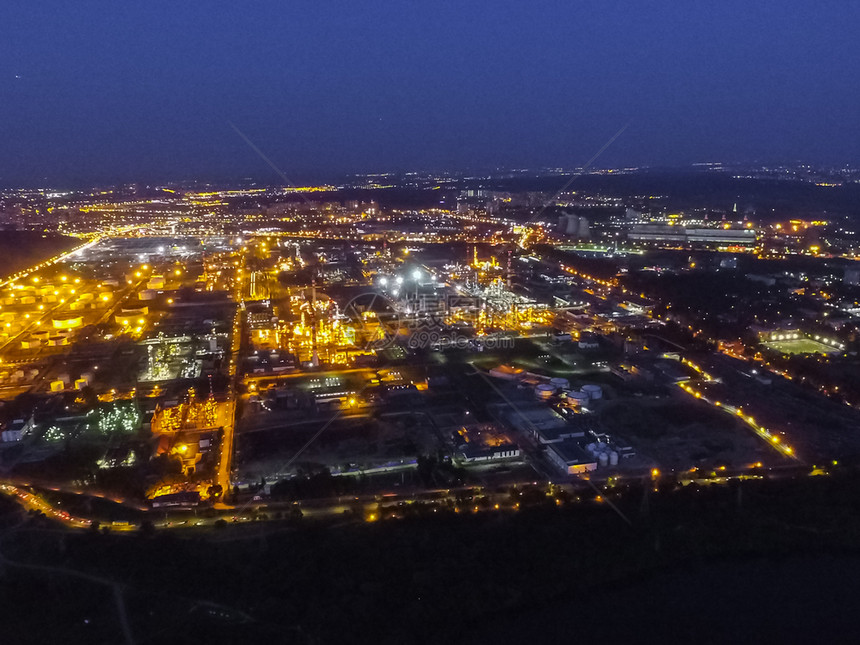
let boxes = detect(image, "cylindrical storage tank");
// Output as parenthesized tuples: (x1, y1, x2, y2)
(550, 377, 570, 391)
(567, 391, 590, 406)
(52, 315, 83, 330)
(139, 289, 157, 301)
(535, 383, 555, 399)
(581, 384, 603, 400)
(598, 452, 609, 467)
(609, 451, 619, 466)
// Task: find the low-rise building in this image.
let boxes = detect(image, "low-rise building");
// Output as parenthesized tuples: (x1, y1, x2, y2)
(546, 440, 598, 475)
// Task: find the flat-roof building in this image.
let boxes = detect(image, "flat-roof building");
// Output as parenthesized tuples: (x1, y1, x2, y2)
(546, 440, 598, 475)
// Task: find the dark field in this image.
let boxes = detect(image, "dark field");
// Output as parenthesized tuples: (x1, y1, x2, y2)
(0, 230, 77, 277)
(5, 471, 860, 644)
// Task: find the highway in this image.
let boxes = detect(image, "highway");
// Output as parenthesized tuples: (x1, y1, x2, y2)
(0, 479, 550, 532)
(0, 483, 94, 529)
(0, 234, 105, 290)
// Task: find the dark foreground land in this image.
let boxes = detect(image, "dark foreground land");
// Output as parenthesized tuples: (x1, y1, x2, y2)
(3, 472, 860, 644)
(0, 230, 77, 277)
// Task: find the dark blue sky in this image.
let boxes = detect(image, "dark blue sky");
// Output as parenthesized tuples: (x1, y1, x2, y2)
(2, 1, 859, 185)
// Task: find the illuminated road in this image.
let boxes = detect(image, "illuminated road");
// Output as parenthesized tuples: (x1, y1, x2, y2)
(0, 235, 105, 289)
(676, 361, 798, 461)
(215, 400, 237, 498)
(0, 483, 93, 529)
(213, 249, 247, 503)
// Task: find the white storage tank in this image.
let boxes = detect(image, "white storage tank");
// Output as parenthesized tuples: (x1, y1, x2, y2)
(52, 315, 83, 330)
(550, 377, 570, 391)
(535, 383, 556, 400)
(609, 451, 619, 466)
(598, 452, 609, 467)
(122, 306, 149, 316)
(567, 391, 590, 406)
(139, 289, 157, 301)
(147, 275, 165, 290)
(581, 384, 603, 400)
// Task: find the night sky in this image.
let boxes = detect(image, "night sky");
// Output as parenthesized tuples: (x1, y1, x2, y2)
(2, 1, 859, 184)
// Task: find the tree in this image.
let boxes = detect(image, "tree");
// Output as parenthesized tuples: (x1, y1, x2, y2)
(416, 455, 436, 487)
(78, 385, 99, 410)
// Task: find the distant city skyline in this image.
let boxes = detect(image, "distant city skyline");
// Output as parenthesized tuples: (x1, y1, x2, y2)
(2, 2, 859, 184)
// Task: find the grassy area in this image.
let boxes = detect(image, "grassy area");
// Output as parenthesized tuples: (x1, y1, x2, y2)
(764, 338, 840, 355)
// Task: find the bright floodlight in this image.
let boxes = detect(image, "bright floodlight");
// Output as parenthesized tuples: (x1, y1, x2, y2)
(379, 277, 388, 287)
(412, 269, 421, 280)
(396, 276, 404, 285)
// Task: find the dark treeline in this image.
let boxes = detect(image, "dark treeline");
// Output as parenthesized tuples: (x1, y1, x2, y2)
(5, 471, 860, 643)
